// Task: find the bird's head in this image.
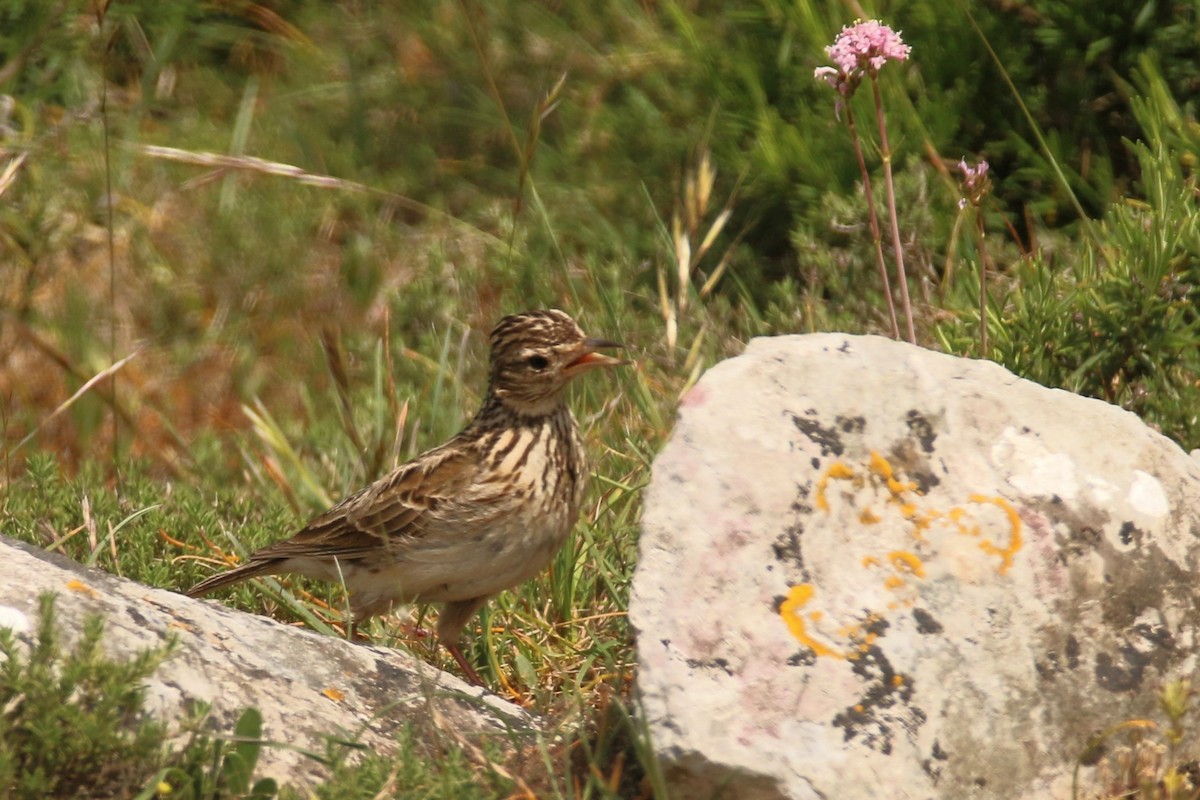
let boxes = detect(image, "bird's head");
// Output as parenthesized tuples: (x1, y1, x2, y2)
(487, 309, 628, 416)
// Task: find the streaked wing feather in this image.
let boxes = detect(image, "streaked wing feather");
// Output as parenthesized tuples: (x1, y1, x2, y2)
(249, 443, 481, 561)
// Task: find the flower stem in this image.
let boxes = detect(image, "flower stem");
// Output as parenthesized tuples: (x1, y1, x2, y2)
(972, 207, 991, 354)
(845, 103, 900, 340)
(870, 74, 915, 343)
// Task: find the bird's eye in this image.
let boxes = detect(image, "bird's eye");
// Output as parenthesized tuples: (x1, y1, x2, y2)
(526, 354, 550, 371)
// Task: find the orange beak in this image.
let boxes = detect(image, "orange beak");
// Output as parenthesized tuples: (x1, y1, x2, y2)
(565, 337, 630, 376)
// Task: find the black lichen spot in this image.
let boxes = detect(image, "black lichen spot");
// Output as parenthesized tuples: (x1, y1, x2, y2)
(1095, 645, 1152, 692)
(772, 526, 806, 572)
(811, 457, 820, 470)
(862, 615, 890, 638)
(909, 469, 942, 494)
(686, 657, 734, 676)
(1036, 649, 1067, 680)
(922, 740, 950, 782)
(772, 595, 787, 613)
(788, 412, 845, 456)
(787, 650, 816, 667)
(1118, 521, 1143, 547)
(912, 608, 943, 634)
(837, 415, 866, 434)
(127, 607, 148, 627)
(791, 484, 814, 514)
(832, 644, 923, 755)
(906, 410, 937, 453)
(1066, 635, 1081, 669)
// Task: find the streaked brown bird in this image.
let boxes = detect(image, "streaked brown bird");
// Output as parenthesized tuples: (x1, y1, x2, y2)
(186, 309, 628, 684)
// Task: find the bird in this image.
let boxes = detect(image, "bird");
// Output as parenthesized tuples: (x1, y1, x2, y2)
(186, 309, 629, 684)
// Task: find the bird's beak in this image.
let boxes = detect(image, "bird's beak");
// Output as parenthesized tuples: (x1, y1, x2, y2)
(565, 338, 630, 375)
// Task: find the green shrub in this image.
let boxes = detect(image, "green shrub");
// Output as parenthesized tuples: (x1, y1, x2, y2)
(0, 593, 172, 798)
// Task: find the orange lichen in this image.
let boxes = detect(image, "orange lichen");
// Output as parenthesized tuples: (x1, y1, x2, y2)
(887, 551, 925, 577)
(321, 687, 345, 702)
(780, 584, 842, 658)
(828, 462, 855, 479)
(969, 494, 1023, 573)
(869, 450, 919, 496)
(816, 461, 856, 511)
(66, 579, 97, 598)
(791, 452, 1025, 655)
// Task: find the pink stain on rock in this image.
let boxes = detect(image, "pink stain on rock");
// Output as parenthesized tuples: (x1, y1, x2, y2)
(681, 383, 708, 408)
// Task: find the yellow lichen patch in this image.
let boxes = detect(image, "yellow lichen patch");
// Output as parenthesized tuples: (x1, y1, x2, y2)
(815, 483, 829, 512)
(815, 461, 856, 511)
(790, 451, 1026, 656)
(66, 579, 97, 598)
(968, 494, 1023, 573)
(780, 584, 843, 658)
(892, 674, 905, 687)
(321, 687, 345, 702)
(828, 462, 856, 479)
(887, 551, 926, 578)
(869, 450, 919, 496)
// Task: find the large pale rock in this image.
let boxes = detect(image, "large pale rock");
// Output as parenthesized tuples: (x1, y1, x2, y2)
(631, 333, 1200, 799)
(0, 536, 532, 787)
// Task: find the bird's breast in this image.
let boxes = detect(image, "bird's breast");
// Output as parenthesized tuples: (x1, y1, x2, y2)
(484, 411, 586, 518)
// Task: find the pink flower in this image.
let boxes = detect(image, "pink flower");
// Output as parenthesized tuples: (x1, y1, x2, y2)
(958, 158, 989, 187)
(825, 20, 911, 76)
(957, 158, 991, 208)
(813, 65, 857, 97)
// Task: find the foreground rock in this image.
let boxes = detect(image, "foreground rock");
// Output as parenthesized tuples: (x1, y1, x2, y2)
(631, 333, 1200, 799)
(0, 536, 532, 787)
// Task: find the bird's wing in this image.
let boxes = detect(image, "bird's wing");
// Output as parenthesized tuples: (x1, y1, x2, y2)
(249, 440, 488, 561)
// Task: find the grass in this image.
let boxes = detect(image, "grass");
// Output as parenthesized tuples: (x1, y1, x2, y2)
(1, 0, 1199, 797)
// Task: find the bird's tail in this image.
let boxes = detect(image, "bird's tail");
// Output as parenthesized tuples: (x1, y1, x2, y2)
(186, 559, 284, 598)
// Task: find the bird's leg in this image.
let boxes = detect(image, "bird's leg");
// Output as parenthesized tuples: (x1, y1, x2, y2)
(444, 641, 485, 686)
(437, 597, 490, 686)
